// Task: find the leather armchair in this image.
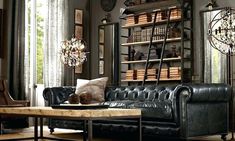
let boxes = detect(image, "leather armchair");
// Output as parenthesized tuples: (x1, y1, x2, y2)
(0, 80, 30, 106)
(0, 80, 30, 132)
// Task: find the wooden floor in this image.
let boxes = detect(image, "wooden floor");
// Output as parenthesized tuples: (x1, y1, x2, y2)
(0, 126, 232, 141)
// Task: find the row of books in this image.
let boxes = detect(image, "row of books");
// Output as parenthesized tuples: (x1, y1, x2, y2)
(125, 8, 182, 26)
(129, 27, 181, 42)
(125, 67, 181, 80)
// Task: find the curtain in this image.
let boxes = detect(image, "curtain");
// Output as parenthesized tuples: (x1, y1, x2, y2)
(203, 11, 227, 83)
(43, 0, 69, 87)
(6, 0, 26, 100)
(4, 0, 28, 129)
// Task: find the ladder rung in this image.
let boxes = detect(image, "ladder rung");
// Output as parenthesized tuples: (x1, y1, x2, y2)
(184, 47, 191, 50)
(121, 53, 128, 55)
(121, 35, 129, 38)
(150, 47, 158, 50)
(184, 27, 192, 31)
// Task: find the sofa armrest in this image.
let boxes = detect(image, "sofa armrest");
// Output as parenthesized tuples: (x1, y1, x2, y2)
(43, 86, 75, 106)
(178, 83, 231, 102)
(175, 83, 231, 138)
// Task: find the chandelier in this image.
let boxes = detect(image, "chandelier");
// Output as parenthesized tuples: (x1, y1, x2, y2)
(208, 7, 235, 54)
(60, 37, 88, 66)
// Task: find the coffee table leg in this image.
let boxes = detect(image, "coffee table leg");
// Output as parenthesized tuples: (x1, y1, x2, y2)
(83, 120, 87, 141)
(40, 117, 43, 138)
(88, 120, 93, 141)
(138, 117, 142, 141)
(34, 117, 38, 141)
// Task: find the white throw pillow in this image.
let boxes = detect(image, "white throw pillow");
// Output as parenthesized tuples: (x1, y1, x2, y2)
(75, 77, 108, 103)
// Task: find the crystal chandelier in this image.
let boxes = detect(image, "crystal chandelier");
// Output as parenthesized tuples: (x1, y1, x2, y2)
(60, 37, 88, 67)
(208, 7, 235, 54)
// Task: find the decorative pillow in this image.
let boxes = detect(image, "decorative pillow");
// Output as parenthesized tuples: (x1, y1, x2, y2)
(75, 77, 108, 104)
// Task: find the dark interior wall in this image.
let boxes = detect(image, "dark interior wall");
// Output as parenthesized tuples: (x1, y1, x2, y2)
(193, 0, 235, 82)
(65, 0, 90, 84)
(90, 0, 125, 79)
(0, 0, 5, 79)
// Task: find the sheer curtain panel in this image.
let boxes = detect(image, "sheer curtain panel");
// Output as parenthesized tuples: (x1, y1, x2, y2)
(43, 0, 69, 87)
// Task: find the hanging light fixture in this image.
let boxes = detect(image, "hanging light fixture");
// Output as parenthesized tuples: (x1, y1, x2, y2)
(60, 36, 88, 67)
(208, 7, 235, 54)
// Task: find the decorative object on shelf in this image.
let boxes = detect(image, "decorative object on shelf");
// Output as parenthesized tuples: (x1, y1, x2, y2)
(60, 37, 87, 67)
(208, 7, 235, 54)
(100, 0, 117, 12)
(124, 0, 137, 7)
(130, 49, 136, 61)
(101, 13, 111, 24)
(176, 46, 181, 57)
(134, 51, 144, 60)
(170, 45, 178, 57)
(206, 0, 218, 10)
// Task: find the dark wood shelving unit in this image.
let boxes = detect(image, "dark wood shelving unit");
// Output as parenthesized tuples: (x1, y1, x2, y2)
(120, 0, 193, 85)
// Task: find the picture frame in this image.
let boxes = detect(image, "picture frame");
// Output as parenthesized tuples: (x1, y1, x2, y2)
(74, 9, 83, 25)
(99, 60, 104, 75)
(99, 28, 105, 43)
(75, 65, 83, 74)
(74, 25, 83, 38)
(99, 44, 104, 59)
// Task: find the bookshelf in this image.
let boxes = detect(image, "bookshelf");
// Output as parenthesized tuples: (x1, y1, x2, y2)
(120, 0, 193, 85)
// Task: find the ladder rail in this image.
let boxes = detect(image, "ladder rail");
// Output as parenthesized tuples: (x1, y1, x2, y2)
(142, 10, 158, 86)
(156, 10, 171, 85)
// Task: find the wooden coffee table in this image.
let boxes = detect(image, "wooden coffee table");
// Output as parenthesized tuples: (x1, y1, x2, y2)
(0, 107, 142, 141)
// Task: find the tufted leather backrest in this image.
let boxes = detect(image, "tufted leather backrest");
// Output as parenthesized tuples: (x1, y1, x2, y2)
(104, 85, 178, 122)
(105, 85, 177, 102)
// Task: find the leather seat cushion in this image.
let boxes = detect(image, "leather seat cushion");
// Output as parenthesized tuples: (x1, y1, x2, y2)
(128, 100, 173, 120)
(102, 100, 135, 108)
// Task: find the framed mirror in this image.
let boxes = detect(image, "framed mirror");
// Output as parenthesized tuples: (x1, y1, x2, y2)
(200, 8, 228, 83)
(98, 23, 119, 86)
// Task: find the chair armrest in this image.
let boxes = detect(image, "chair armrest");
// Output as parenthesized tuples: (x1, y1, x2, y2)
(11, 100, 30, 106)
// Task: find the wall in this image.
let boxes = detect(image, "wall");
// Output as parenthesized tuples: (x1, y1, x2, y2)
(90, 0, 125, 79)
(0, 0, 5, 79)
(64, 0, 90, 85)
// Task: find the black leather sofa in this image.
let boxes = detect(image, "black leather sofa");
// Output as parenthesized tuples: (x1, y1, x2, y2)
(43, 83, 231, 140)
